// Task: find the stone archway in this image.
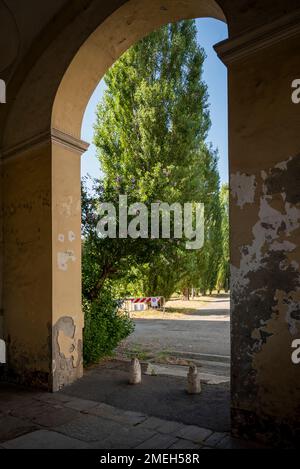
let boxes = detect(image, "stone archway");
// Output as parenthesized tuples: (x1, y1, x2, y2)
(49, 0, 226, 392)
(1, 0, 300, 445)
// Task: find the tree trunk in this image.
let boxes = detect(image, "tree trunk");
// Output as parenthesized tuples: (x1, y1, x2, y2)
(183, 288, 190, 301)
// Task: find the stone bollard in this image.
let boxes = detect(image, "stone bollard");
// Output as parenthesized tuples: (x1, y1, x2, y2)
(187, 364, 201, 394)
(129, 357, 142, 385)
(144, 363, 157, 376)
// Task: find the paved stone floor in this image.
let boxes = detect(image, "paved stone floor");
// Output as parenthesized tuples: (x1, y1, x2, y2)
(0, 383, 265, 449)
(61, 360, 231, 431)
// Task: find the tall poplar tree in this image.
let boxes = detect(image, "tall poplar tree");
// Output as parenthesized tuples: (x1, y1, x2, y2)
(84, 19, 223, 302)
(94, 20, 210, 205)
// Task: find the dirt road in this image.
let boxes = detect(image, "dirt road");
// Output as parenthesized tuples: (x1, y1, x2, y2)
(120, 294, 230, 360)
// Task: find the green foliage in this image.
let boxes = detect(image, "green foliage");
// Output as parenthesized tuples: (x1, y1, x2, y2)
(124, 345, 151, 362)
(82, 201, 135, 365)
(216, 184, 230, 292)
(94, 20, 210, 207)
(91, 20, 223, 300)
(83, 288, 134, 366)
(175, 145, 223, 296)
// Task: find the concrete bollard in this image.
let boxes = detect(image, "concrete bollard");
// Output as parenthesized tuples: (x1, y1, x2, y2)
(129, 357, 142, 385)
(187, 364, 201, 394)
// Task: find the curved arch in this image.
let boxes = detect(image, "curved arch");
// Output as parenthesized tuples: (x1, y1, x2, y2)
(52, 0, 226, 141)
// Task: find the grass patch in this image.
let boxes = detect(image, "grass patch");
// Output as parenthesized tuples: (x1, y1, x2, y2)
(164, 307, 199, 315)
(124, 345, 152, 362)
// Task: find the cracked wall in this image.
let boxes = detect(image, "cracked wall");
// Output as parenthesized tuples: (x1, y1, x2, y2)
(229, 31, 300, 446)
(1, 143, 52, 388)
(52, 316, 82, 391)
(231, 156, 300, 420)
(51, 141, 83, 391)
(0, 138, 83, 390)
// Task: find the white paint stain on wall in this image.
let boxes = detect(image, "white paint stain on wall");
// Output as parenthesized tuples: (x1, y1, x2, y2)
(68, 231, 76, 242)
(274, 157, 293, 171)
(57, 251, 76, 271)
(231, 172, 256, 209)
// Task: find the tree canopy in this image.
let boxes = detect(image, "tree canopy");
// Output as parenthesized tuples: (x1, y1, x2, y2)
(82, 19, 229, 306)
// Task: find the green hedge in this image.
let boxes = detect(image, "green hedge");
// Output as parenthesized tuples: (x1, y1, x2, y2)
(83, 289, 134, 366)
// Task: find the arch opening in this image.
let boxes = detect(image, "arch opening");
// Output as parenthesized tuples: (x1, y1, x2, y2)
(76, 15, 230, 432)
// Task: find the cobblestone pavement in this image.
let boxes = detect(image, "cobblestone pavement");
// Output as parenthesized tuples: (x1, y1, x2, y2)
(0, 384, 265, 449)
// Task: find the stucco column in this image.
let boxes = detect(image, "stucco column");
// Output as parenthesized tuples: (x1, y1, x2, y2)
(0, 159, 3, 340)
(1, 130, 88, 391)
(216, 16, 300, 445)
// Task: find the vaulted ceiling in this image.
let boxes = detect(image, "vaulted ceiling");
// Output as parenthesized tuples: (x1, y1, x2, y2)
(1, 0, 299, 146)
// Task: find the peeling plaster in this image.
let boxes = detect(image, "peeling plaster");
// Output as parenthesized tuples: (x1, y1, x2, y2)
(52, 317, 82, 391)
(231, 172, 256, 208)
(269, 240, 296, 252)
(275, 290, 300, 336)
(275, 157, 293, 171)
(57, 329, 79, 368)
(232, 162, 300, 305)
(264, 155, 300, 205)
(232, 155, 300, 410)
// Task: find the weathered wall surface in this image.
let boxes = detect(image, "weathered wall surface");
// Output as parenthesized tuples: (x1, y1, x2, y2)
(1, 143, 52, 387)
(0, 135, 85, 390)
(51, 139, 84, 391)
(228, 32, 300, 445)
(219, 0, 300, 36)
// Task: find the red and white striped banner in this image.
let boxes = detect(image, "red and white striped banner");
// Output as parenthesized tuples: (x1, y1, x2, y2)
(131, 297, 151, 304)
(124, 297, 165, 315)
(130, 296, 162, 304)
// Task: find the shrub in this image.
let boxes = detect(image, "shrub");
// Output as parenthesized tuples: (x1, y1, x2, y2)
(83, 288, 134, 366)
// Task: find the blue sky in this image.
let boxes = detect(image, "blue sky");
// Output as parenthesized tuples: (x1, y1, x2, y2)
(81, 18, 228, 185)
